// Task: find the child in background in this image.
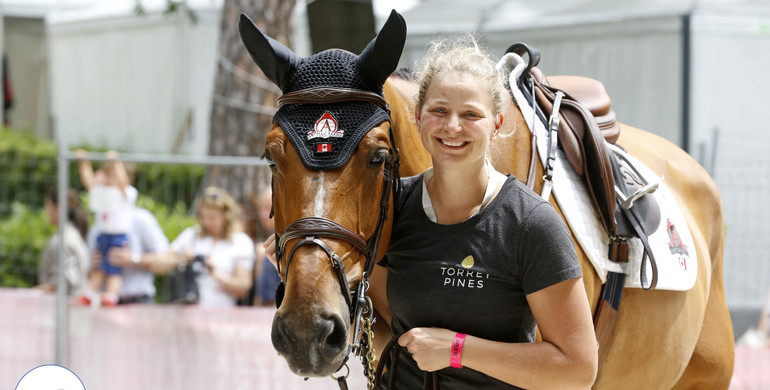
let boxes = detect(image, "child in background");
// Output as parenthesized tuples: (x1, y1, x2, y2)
(75, 149, 137, 306)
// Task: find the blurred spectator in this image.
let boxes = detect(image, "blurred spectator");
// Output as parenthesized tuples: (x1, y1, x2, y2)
(253, 189, 281, 307)
(168, 186, 254, 308)
(86, 206, 173, 304)
(236, 194, 259, 306)
(34, 187, 90, 296)
(75, 150, 136, 306)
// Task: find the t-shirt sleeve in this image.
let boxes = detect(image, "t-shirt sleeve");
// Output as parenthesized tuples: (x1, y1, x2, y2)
(135, 209, 169, 253)
(232, 234, 255, 270)
(170, 227, 196, 253)
(518, 202, 582, 295)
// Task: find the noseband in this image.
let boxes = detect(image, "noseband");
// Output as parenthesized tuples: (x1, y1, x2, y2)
(271, 86, 400, 384)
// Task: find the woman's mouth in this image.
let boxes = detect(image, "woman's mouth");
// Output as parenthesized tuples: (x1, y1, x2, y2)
(440, 138, 467, 148)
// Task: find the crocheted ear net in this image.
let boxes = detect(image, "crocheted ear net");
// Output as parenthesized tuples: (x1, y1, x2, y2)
(273, 49, 390, 170)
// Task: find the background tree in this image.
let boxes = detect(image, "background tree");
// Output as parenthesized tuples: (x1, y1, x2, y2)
(205, 0, 296, 207)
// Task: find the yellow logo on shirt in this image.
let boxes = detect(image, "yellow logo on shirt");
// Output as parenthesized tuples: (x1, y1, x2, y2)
(440, 255, 489, 289)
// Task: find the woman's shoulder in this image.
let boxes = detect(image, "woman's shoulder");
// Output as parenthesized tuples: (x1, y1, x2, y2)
(231, 231, 254, 244)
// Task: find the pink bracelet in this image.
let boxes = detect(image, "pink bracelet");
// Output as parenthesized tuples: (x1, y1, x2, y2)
(450, 333, 466, 368)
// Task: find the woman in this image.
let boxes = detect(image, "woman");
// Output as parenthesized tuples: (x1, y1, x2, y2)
(372, 36, 598, 389)
(170, 186, 254, 308)
(35, 187, 90, 297)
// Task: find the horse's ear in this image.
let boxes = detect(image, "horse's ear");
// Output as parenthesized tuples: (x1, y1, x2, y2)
(238, 13, 300, 91)
(358, 10, 407, 86)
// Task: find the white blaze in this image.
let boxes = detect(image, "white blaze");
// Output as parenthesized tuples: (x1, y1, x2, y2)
(314, 171, 326, 216)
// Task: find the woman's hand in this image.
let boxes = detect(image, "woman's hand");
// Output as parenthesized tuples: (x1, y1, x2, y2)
(398, 327, 456, 372)
(263, 235, 277, 269)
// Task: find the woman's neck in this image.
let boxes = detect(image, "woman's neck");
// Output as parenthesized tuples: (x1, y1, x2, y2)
(427, 161, 488, 224)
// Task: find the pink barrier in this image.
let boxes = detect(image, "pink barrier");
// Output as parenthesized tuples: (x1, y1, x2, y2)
(2, 288, 768, 389)
(1, 288, 365, 389)
(731, 345, 770, 390)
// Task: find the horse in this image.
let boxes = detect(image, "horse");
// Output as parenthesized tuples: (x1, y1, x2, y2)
(238, 10, 735, 389)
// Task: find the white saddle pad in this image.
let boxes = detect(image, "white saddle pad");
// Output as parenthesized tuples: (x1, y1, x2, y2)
(500, 54, 697, 290)
(547, 143, 698, 290)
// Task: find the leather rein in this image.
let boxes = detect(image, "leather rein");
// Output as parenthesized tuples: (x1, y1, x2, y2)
(272, 86, 401, 388)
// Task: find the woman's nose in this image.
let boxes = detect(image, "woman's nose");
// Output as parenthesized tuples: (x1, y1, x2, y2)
(444, 114, 461, 131)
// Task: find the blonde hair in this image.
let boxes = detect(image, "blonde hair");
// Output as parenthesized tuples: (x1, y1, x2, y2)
(413, 34, 506, 118)
(196, 186, 242, 240)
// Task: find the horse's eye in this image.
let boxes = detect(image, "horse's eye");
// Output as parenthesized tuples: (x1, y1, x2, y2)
(264, 154, 277, 170)
(368, 149, 389, 167)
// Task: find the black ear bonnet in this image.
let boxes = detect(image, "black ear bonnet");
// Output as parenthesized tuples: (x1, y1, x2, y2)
(238, 11, 406, 170)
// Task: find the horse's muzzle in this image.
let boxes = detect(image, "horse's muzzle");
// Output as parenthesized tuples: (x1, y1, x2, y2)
(271, 309, 349, 377)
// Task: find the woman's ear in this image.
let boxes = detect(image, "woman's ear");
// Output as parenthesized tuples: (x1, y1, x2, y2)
(414, 104, 422, 127)
(491, 113, 504, 139)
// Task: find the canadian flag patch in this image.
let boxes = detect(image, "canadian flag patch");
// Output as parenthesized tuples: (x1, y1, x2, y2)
(317, 143, 332, 153)
(308, 112, 344, 140)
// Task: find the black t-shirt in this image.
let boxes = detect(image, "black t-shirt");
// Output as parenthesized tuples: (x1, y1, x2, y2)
(381, 174, 582, 389)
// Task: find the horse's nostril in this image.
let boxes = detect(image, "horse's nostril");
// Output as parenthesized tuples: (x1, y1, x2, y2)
(320, 314, 347, 356)
(271, 314, 291, 354)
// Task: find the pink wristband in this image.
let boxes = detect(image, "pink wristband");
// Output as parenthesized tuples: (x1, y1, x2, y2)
(450, 333, 466, 368)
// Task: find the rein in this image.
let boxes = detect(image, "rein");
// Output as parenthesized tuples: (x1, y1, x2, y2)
(272, 86, 400, 389)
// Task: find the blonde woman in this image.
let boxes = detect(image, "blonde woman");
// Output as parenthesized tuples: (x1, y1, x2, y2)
(370, 36, 598, 389)
(170, 187, 254, 307)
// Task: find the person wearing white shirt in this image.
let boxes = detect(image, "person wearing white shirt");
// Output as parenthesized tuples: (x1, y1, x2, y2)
(169, 186, 255, 308)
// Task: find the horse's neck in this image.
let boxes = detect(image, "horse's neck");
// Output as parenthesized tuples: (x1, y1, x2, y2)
(384, 77, 431, 176)
(489, 99, 534, 183)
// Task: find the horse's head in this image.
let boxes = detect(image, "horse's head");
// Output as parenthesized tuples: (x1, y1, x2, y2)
(239, 11, 406, 377)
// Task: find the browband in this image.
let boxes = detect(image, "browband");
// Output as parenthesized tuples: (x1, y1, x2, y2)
(278, 87, 390, 112)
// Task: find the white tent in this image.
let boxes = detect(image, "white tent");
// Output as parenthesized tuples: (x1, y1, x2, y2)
(2, 0, 223, 154)
(401, 0, 770, 328)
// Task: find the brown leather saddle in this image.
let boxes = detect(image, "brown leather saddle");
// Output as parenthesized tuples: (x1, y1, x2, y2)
(529, 67, 661, 270)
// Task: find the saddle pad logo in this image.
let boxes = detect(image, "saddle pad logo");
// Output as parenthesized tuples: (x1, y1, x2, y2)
(666, 219, 689, 257)
(308, 112, 344, 140)
(317, 143, 332, 153)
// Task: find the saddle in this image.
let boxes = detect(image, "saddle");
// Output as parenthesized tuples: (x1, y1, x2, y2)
(529, 67, 661, 268)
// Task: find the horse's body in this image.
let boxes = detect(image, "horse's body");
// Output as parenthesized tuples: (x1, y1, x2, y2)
(240, 10, 733, 388)
(384, 76, 734, 388)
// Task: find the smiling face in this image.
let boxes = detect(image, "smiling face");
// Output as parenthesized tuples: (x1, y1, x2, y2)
(415, 71, 503, 172)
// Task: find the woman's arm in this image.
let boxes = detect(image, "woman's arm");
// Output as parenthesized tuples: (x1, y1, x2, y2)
(211, 266, 253, 299)
(399, 277, 597, 389)
(75, 149, 95, 191)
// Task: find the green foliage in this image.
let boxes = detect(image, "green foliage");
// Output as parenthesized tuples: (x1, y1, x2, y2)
(0, 203, 54, 287)
(0, 128, 203, 288)
(0, 128, 79, 217)
(136, 195, 196, 241)
(133, 163, 205, 210)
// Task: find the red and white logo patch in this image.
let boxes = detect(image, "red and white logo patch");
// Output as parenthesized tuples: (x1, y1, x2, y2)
(317, 143, 332, 153)
(308, 112, 344, 140)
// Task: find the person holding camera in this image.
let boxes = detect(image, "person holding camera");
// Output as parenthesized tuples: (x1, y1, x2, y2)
(169, 186, 255, 308)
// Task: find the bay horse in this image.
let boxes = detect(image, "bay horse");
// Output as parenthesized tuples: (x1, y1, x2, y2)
(239, 10, 734, 389)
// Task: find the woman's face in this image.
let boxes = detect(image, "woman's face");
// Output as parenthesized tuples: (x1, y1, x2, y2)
(416, 71, 502, 172)
(199, 204, 226, 238)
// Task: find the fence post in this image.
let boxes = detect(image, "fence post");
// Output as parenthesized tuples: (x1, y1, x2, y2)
(55, 143, 69, 366)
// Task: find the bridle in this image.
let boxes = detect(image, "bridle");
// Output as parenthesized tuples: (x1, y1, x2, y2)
(271, 86, 401, 389)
